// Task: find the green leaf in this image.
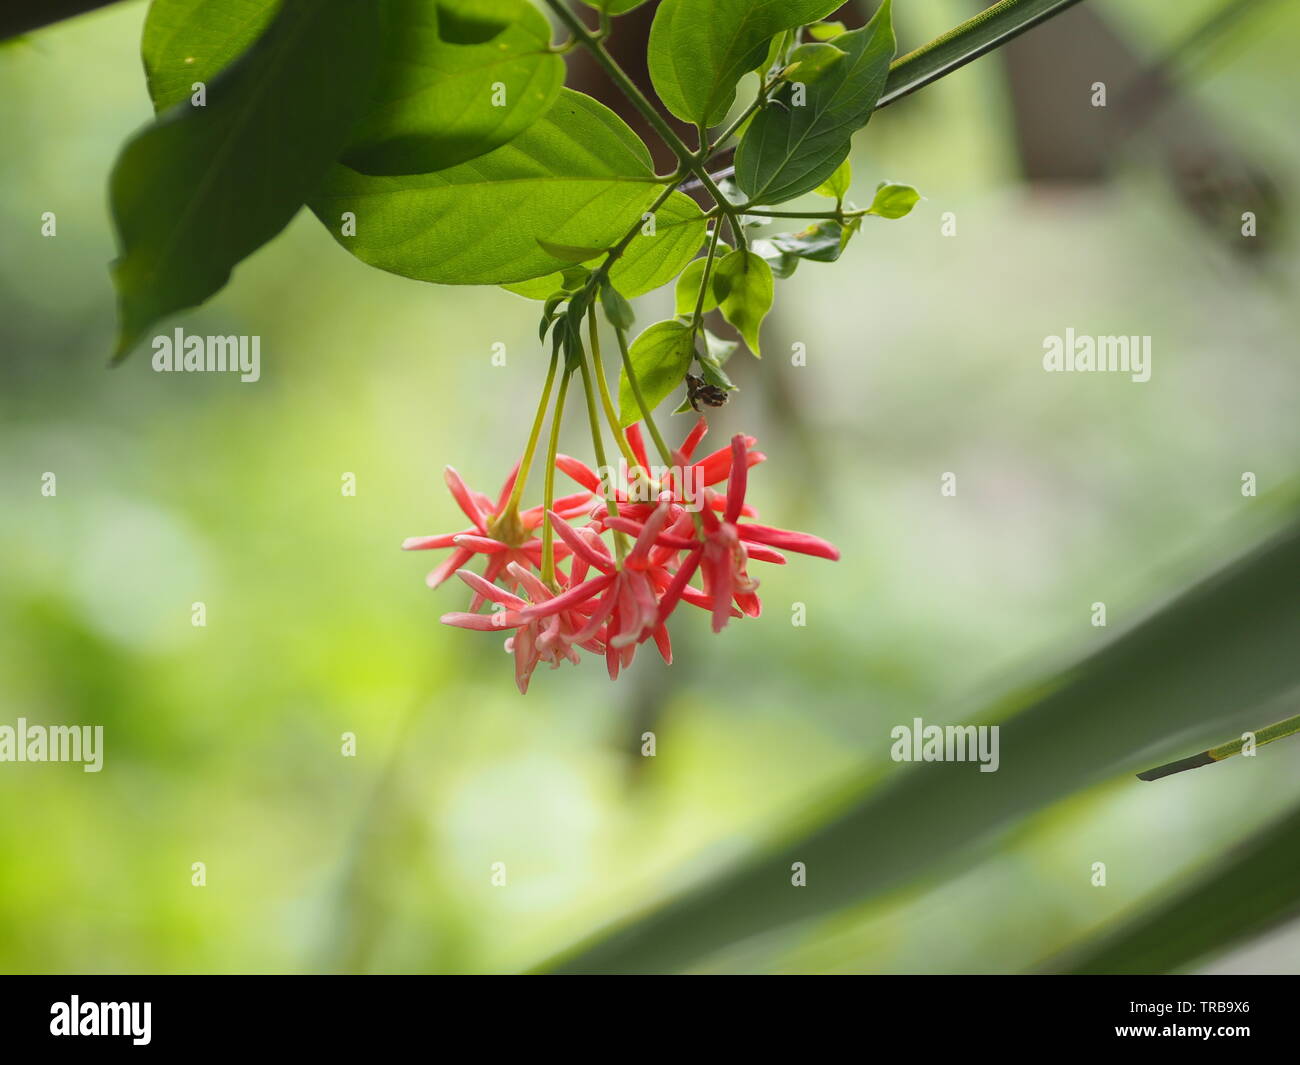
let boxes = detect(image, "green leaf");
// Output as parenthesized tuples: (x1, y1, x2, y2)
(503, 190, 706, 300)
(672, 240, 730, 317)
(712, 249, 773, 357)
(1053, 799, 1300, 974)
(111, 0, 383, 359)
(769, 220, 845, 263)
(342, 0, 563, 176)
(618, 320, 694, 427)
(142, 0, 280, 113)
(309, 90, 664, 287)
(648, 0, 845, 127)
(539, 516, 1300, 973)
(599, 280, 635, 331)
(867, 180, 921, 218)
(814, 158, 851, 201)
(781, 42, 846, 84)
(807, 20, 846, 41)
(735, 0, 895, 206)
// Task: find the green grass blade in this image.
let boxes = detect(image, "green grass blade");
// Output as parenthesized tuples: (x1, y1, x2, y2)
(879, 0, 1088, 109)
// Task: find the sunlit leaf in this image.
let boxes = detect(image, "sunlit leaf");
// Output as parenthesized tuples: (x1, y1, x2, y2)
(501, 190, 705, 300)
(867, 180, 921, 218)
(814, 158, 851, 201)
(310, 90, 664, 287)
(807, 20, 846, 42)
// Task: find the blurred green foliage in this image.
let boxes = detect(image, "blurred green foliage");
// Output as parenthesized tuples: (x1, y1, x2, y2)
(1, 0, 1298, 973)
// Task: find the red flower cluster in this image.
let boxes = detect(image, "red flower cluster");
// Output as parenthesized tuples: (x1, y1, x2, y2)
(403, 417, 839, 693)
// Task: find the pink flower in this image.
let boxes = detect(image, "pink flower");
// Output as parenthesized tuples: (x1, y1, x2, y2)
(403, 464, 593, 608)
(441, 563, 612, 694)
(410, 417, 839, 691)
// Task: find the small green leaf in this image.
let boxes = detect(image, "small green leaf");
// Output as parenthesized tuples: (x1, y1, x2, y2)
(814, 158, 851, 201)
(342, 0, 563, 175)
(867, 181, 922, 218)
(712, 249, 773, 357)
(618, 320, 695, 427)
(781, 42, 846, 83)
(111, 0, 383, 359)
(648, 0, 845, 126)
(672, 240, 730, 317)
(735, 0, 895, 206)
(770, 220, 845, 263)
(539, 291, 567, 340)
(807, 20, 846, 41)
(600, 280, 636, 330)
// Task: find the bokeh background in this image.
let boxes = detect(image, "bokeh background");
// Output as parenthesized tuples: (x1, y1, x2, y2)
(1, 0, 1297, 973)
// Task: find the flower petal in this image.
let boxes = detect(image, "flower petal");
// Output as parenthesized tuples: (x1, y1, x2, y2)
(444, 467, 488, 532)
(737, 523, 840, 560)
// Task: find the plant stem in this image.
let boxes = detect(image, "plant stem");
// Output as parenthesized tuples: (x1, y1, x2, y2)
(590, 317, 637, 468)
(1137, 712, 1300, 781)
(583, 307, 629, 560)
(689, 221, 723, 339)
(540, 367, 572, 586)
(504, 346, 560, 516)
(614, 323, 675, 470)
